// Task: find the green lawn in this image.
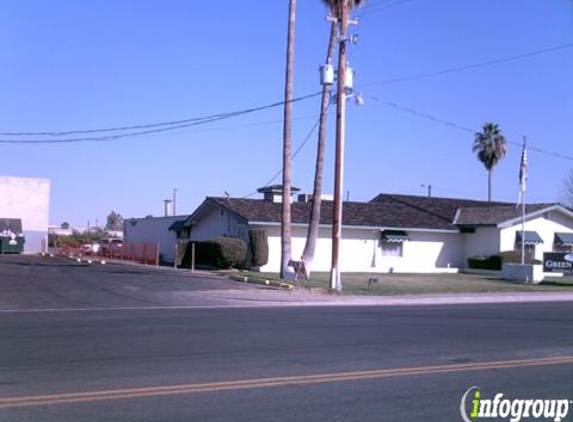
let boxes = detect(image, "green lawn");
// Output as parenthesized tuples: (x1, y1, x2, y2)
(237, 271, 573, 296)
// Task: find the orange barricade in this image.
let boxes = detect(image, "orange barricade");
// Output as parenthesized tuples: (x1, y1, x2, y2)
(99, 242, 159, 266)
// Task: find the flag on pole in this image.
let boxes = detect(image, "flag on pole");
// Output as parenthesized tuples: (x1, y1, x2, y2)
(517, 141, 527, 206)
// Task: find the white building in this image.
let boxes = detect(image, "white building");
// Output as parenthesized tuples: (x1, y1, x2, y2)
(180, 188, 573, 273)
(123, 215, 189, 264)
(0, 176, 50, 253)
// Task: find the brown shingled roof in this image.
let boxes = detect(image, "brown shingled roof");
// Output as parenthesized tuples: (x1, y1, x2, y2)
(207, 197, 458, 231)
(371, 193, 510, 222)
(454, 204, 557, 226)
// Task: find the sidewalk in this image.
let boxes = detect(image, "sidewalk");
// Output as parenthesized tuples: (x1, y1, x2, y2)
(189, 288, 573, 308)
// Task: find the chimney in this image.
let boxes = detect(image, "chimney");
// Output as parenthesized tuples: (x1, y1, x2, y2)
(257, 185, 301, 203)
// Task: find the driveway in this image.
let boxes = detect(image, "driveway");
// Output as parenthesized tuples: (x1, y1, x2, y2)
(0, 255, 262, 311)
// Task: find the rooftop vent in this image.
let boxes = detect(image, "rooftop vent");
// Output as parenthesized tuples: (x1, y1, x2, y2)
(257, 185, 301, 203)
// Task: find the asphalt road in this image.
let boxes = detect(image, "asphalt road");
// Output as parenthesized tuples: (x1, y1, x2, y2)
(0, 255, 259, 310)
(1, 256, 572, 421)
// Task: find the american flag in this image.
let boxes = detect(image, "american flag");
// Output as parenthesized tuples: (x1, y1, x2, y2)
(517, 141, 527, 206)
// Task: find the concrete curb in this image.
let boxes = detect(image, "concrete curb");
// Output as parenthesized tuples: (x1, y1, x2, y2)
(228, 274, 294, 291)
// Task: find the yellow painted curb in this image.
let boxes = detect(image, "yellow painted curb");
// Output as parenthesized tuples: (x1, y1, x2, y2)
(229, 274, 293, 291)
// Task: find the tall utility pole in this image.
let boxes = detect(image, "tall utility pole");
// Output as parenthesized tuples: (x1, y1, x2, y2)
(172, 188, 178, 216)
(330, 0, 349, 292)
(281, 0, 297, 279)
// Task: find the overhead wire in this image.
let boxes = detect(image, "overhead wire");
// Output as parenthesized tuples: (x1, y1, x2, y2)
(369, 95, 573, 161)
(359, 43, 573, 87)
(0, 92, 321, 141)
(242, 116, 323, 199)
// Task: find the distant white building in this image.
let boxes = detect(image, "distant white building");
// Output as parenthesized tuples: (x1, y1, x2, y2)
(123, 215, 189, 264)
(0, 176, 50, 253)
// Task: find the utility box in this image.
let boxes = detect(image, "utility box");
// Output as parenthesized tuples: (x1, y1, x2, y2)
(0, 218, 26, 254)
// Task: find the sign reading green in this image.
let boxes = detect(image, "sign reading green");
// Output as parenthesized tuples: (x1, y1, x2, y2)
(543, 253, 573, 274)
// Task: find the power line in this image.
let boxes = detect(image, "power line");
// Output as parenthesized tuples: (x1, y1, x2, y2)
(242, 116, 322, 199)
(360, 43, 573, 87)
(369, 96, 573, 161)
(0, 92, 321, 140)
(358, 0, 419, 18)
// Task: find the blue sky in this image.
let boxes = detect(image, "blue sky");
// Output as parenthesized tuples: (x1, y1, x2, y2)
(1, 0, 572, 226)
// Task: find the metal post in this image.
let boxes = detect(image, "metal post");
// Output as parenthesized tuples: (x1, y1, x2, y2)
(191, 242, 196, 272)
(155, 243, 160, 266)
(174, 242, 179, 269)
(521, 136, 527, 265)
(330, 0, 348, 292)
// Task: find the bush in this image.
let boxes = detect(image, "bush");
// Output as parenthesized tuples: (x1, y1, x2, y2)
(496, 250, 542, 265)
(248, 230, 269, 268)
(195, 237, 247, 269)
(468, 251, 541, 270)
(467, 255, 502, 270)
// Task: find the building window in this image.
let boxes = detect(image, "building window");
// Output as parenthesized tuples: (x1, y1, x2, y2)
(514, 231, 543, 260)
(554, 233, 573, 253)
(514, 243, 536, 260)
(176, 229, 189, 240)
(554, 244, 572, 253)
(381, 241, 403, 257)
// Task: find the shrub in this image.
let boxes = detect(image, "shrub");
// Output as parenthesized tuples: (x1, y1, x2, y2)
(495, 250, 542, 265)
(467, 255, 502, 270)
(248, 229, 269, 268)
(468, 251, 541, 270)
(195, 237, 247, 269)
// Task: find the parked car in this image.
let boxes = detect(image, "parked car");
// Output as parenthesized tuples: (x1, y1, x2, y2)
(100, 238, 123, 256)
(81, 243, 100, 255)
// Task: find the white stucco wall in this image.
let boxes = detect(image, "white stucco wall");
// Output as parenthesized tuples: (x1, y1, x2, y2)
(255, 224, 463, 273)
(463, 227, 501, 259)
(500, 211, 573, 260)
(189, 205, 249, 243)
(0, 176, 50, 253)
(123, 216, 183, 263)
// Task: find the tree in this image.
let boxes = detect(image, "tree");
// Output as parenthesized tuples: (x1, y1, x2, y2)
(280, 0, 297, 279)
(472, 122, 507, 202)
(301, 0, 366, 278)
(105, 211, 123, 231)
(301, 9, 337, 272)
(563, 169, 573, 206)
(60, 222, 70, 230)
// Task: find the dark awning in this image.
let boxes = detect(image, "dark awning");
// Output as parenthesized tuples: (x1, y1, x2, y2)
(169, 220, 187, 231)
(381, 230, 409, 243)
(515, 231, 543, 245)
(555, 232, 573, 247)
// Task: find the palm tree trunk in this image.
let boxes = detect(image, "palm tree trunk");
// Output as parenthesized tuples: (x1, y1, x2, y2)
(302, 21, 337, 273)
(280, 0, 297, 279)
(488, 169, 492, 203)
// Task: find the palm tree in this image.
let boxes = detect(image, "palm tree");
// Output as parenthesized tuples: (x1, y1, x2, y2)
(301, 0, 366, 273)
(301, 21, 336, 272)
(473, 122, 508, 202)
(281, 0, 297, 279)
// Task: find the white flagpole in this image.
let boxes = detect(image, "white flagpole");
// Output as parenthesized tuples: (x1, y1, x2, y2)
(520, 135, 527, 265)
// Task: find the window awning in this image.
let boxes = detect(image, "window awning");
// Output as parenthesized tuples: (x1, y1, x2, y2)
(381, 230, 409, 243)
(169, 220, 187, 231)
(555, 232, 573, 247)
(515, 231, 543, 245)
